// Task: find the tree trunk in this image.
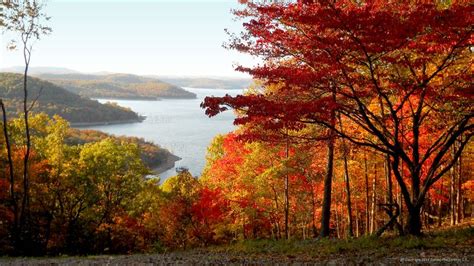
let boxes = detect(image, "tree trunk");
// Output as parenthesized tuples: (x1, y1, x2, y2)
(450, 145, 457, 226)
(334, 200, 340, 238)
(456, 140, 462, 223)
(364, 153, 370, 235)
(405, 206, 422, 236)
(311, 181, 317, 238)
(438, 181, 443, 227)
(302, 223, 306, 240)
(370, 163, 377, 234)
(355, 205, 360, 237)
(342, 139, 353, 237)
(320, 131, 335, 237)
(271, 186, 281, 240)
(284, 135, 290, 240)
(21, 61, 31, 232)
(338, 115, 353, 237)
(385, 155, 393, 214)
(1, 100, 19, 252)
(398, 161, 404, 227)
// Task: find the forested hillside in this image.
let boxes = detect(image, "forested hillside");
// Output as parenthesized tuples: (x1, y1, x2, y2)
(0, 73, 142, 125)
(66, 128, 180, 171)
(157, 77, 251, 90)
(40, 73, 197, 99)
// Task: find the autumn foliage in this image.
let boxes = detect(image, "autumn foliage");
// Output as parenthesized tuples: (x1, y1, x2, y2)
(202, 0, 473, 235)
(0, 0, 472, 257)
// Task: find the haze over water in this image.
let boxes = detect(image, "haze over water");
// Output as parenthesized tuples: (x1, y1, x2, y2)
(84, 87, 242, 180)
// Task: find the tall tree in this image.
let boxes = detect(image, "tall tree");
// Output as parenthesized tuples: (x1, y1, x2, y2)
(339, 116, 353, 237)
(2, 0, 51, 253)
(202, 0, 473, 235)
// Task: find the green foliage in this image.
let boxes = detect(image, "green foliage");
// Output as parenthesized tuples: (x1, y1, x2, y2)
(0, 113, 164, 255)
(66, 128, 179, 170)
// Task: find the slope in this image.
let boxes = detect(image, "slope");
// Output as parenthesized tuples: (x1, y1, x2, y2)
(0, 73, 143, 125)
(39, 73, 197, 100)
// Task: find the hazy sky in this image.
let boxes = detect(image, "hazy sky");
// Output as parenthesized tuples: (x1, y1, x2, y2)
(0, 0, 256, 77)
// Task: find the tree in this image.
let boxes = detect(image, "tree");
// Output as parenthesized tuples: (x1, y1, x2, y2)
(159, 169, 201, 248)
(0, 100, 15, 243)
(3, 0, 51, 252)
(202, 0, 473, 235)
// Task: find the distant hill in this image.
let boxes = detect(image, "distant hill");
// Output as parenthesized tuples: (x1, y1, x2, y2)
(39, 73, 197, 100)
(0, 73, 143, 125)
(155, 76, 252, 90)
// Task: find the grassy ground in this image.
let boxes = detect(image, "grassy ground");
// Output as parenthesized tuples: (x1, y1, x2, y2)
(212, 223, 473, 255)
(205, 224, 473, 264)
(1, 222, 473, 265)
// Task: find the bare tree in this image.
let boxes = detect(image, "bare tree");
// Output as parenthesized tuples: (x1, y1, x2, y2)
(3, 0, 51, 254)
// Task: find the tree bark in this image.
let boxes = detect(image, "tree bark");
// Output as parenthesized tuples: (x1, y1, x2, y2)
(284, 134, 290, 240)
(364, 153, 370, 235)
(320, 130, 335, 237)
(311, 181, 318, 238)
(376, 203, 403, 236)
(20, 43, 32, 250)
(0, 100, 19, 250)
(456, 138, 463, 223)
(342, 146, 353, 237)
(406, 205, 422, 236)
(338, 115, 353, 237)
(370, 163, 377, 234)
(334, 198, 340, 238)
(438, 181, 443, 227)
(355, 205, 360, 237)
(385, 155, 393, 211)
(450, 144, 457, 226)
(271, 186, 281, 240)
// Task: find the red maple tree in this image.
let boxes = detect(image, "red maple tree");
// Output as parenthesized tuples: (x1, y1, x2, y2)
(202, 0, 473, 235)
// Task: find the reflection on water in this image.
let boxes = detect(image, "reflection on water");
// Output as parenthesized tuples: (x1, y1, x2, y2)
(83, 88, 242, 181)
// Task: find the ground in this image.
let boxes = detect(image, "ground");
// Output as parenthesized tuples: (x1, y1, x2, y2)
(1, 221, 473, 265)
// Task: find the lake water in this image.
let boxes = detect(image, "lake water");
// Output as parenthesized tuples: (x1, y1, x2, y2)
(84, 88, 242, 180)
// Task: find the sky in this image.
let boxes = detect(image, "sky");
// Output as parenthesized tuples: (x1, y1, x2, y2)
(0, 0, 257, 77)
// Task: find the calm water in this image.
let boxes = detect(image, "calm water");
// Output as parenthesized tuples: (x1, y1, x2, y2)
(84, 88, 242, 180)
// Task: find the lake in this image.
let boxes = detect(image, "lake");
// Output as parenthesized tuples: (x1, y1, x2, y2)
(84, 88, 242, 180)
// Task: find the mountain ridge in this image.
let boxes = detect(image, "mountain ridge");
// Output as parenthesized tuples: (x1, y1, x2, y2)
(38, 73, 197, 100)
(0, 72, 144, 125)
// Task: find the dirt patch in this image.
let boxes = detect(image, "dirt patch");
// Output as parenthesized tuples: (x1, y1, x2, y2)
(1, 247, 472, 265)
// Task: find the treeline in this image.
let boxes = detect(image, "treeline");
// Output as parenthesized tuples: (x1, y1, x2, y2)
(198, 133, 473, 240)
(40, 73, 197, 100)
(0, 73, 142, 124)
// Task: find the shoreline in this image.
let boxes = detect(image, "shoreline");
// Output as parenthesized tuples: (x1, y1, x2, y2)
(97, 97, 162, 101)
(94, 95, 197, 101)
(151, 154, 182, 175)
(70, 118, 145, 128)
(70, 117, 182, 177)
